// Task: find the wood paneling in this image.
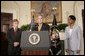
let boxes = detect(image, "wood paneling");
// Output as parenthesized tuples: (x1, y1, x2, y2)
(21, 50, 48, 55)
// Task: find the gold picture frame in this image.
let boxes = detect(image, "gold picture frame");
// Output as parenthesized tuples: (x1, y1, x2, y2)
(31, 1, 62, 23)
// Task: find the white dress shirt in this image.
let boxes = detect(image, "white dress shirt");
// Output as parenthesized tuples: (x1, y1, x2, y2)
(69, 28, 73, 36)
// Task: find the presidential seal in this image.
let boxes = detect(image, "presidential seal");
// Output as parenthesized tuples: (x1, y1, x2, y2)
(29, 33, 40, 45)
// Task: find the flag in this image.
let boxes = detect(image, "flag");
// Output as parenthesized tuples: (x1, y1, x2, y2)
(30, 15, 35, 31)
(51, 15, 57, 30)
(52, 15, 57, 26)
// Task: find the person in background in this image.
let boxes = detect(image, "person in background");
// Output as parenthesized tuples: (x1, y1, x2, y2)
(65, 15, 81, 55)
(1, 32, 8, 55)
(7, 19, 22, 55)
(49, 28, 62, 55)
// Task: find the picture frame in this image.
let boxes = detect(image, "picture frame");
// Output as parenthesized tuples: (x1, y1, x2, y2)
(31, 1, 62, 23)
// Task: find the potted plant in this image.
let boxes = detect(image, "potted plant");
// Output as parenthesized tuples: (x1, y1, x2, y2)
(57, 23, 68, 32)
(20, 24, 30, 31)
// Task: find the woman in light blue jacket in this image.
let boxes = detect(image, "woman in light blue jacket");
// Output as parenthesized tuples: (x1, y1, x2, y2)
(65, 15, 81, 55)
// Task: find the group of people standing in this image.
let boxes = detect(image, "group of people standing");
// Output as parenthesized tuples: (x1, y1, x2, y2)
(6, 14, 81, 55)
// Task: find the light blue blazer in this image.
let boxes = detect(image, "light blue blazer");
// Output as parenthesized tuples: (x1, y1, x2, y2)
(65, 25, 81, 51)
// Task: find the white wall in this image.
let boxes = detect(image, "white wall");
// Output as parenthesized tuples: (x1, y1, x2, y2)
(74, 1, 84, 30)
(62, 1, 75, 23)
(16, 1, 31, 27)
(1, 1, 19, 19)
(1, 1, 31, 28)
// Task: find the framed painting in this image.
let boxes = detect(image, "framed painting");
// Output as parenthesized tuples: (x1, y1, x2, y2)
(31, 1, 62, 23)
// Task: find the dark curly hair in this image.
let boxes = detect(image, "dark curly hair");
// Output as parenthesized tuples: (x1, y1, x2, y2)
(69, 15, 76, 21)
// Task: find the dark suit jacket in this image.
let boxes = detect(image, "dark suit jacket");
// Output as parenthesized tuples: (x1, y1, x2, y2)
(7, 28, 22, 46)
(7, 28, 22, 55)
(32, 23, 50, 31)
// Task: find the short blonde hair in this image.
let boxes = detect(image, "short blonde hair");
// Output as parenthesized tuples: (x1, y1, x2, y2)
(12, 19, 19, 23)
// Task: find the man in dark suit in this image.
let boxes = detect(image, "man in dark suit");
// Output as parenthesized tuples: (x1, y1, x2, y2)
(7, 19, 22, 55)
(32, 14, 49, 31)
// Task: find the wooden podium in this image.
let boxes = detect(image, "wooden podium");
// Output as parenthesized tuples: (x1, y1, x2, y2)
(20, 31, 50, 55)
(21, 50, 48, 55)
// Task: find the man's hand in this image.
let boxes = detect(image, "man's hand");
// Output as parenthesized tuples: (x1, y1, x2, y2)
(14, 42, 19, 47)
(66, 49, 69, 52)
(77, 50, 80, 53)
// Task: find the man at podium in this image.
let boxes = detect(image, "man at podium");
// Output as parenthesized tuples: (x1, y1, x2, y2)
(32, 14, 50, 31)
(20, 14, 50, 55)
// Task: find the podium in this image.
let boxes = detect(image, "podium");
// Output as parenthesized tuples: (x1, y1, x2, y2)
(20, 31, 50, 55)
